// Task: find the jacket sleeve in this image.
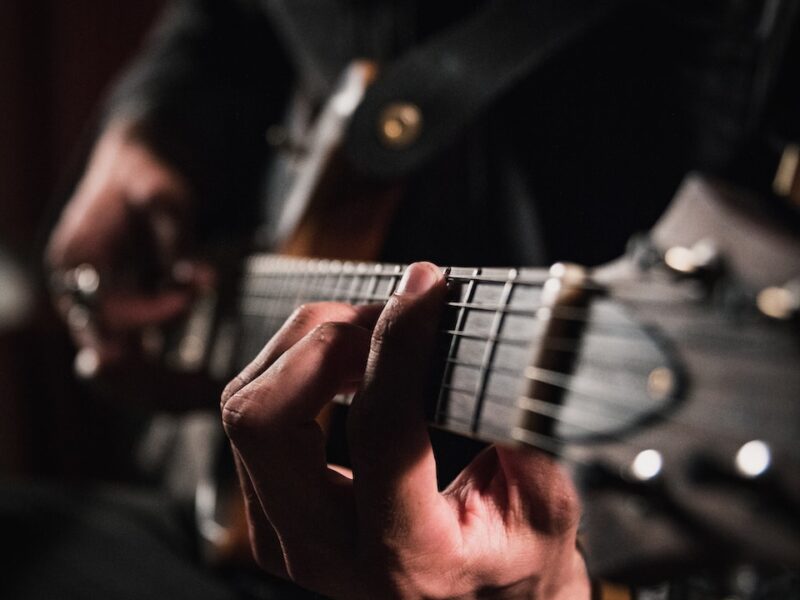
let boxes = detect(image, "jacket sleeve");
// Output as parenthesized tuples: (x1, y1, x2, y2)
(105, 0, 292, 236)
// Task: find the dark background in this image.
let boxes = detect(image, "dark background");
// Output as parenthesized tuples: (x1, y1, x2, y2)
(0, 0, 165, 479)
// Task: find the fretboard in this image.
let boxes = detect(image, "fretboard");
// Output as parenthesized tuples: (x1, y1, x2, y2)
(229, 255, 551, 446)
(204, 254, 669, 451)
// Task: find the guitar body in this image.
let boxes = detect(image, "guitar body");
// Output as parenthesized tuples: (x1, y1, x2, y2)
(572, 176, 800, 581)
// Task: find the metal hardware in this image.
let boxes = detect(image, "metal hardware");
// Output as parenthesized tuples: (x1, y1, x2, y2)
(773, 143, 800, 204)
(647, 367, 676, 402)
(664, 239, 720, 276)
(756, 280, 800, 319)
(378, 102, 423, 149)
(735, 440, 771, 478)
(630, 449, 663, 481)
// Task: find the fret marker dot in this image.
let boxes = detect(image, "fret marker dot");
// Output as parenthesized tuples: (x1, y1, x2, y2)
(631, 449, 663, 481)
(735, 440, 771, 478)
(647, 367, 675, 401)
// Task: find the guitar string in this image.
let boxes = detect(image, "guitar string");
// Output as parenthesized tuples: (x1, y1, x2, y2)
(238, 268, 768, 371)
(331, 387, 594, 468)
(235, 306, 795, 460)
(240, 267, 761, 331)
(446, 367, 800, 459)
(245, 257, 553, 285)
(239, 289, 766, 351)
(233, 273, 793, 454)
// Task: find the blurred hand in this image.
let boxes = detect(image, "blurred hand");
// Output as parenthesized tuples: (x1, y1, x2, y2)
(46, 120, 211, 377)
(221, 262, 590, 600)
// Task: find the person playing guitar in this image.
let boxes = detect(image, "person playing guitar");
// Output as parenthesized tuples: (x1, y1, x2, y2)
(38, 1, 800, 599)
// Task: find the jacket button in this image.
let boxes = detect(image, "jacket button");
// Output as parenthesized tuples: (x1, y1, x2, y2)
(378, 102, 422, 149)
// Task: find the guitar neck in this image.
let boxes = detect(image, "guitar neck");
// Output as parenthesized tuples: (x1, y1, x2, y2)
(224, 254, 553, 446)
(182, 252, 678, 453)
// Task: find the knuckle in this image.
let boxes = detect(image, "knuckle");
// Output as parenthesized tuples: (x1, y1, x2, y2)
(220, 375, 245, 411)
(288, 303, 324, 330)
(309, 320, 350, 345)
(219, 393, 247, 438)
(220, 387, 263, 440)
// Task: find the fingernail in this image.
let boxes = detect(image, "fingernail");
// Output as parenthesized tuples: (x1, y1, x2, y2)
(396, 262, 439, 295)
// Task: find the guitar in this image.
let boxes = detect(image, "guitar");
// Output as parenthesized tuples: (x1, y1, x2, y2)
(56, 60, 796, 586)
(167, 172, 800, 583)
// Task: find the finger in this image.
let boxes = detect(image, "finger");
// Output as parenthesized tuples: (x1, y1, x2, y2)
(221, 302, 382, 406)
(348, 263, 453, 544)
(221, 322, 372, 590)
(231, 449, 288, 576)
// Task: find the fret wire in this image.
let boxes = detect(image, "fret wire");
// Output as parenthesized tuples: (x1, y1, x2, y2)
(387, 265, 403, 296)
(311, 266, 325, 303)
(363, 269, 381, 305)
(313, 266, 327, 303)
(244, 255, 552, 287)
(434, 267, 475, 425)
(271, 273, 292, 336)
(255, 270, 272, 364)
(344, 266, 361, 304)
(292, 264, 309, 309)
(330, 266, 346, 302)
(470, 271, 517, 433)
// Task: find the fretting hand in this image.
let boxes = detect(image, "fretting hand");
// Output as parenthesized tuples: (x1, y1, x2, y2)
(221, 262, 590, 599)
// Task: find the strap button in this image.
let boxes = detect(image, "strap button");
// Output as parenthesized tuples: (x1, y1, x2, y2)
(378, 102, 423, 149)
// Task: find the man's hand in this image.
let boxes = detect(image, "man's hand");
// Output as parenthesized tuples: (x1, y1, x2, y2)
(46, 120, 209, 377)
(221, 262, 590, 599)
